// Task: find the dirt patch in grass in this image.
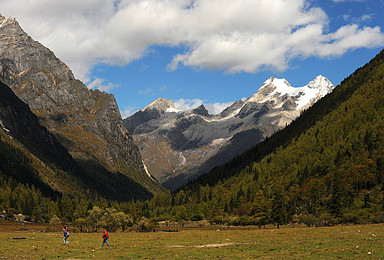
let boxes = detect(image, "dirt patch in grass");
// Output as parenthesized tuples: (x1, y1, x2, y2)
(167, 242, 243, 248)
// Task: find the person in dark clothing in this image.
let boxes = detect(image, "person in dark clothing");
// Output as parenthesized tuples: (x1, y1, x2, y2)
(101, 229, 110, 247)
(63, 228, 69, 245)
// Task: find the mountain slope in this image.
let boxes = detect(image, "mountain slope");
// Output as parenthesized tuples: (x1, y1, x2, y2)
(0, 80, 156, 201)
(0, 15, 163, 195)
(173, 49, 384, 224)
(125, 75, 334, 189)
(0, 80, 74, 198)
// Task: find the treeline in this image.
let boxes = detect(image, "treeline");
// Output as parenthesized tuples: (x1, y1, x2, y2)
(0, 134, 149, 228)
(0, 177, 150, 232)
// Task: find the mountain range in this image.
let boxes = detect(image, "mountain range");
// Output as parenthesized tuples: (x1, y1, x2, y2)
(125, 75, 334, 189)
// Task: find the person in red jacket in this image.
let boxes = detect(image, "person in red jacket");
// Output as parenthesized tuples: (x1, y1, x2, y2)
(101, 229, 110, 247)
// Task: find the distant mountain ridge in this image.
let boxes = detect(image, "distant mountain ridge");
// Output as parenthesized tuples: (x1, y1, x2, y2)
(0, 15, 163, 198)
(125, 75, 334, 189)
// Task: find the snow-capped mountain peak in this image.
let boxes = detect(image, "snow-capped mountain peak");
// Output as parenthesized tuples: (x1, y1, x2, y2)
(247, 75, 334, 110)
(306, 75, 334, 95)
(262, 76, 292, 89)
(247, 77, 292, 103)
(296, 75, 334, 109)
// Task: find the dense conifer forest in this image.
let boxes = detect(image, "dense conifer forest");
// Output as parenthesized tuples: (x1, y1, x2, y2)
(1, 49, 384, 229)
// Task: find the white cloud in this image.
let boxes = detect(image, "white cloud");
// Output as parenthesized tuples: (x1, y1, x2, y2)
(343, 14, 351, 22)
(360, 14, 373, 22)
(138, 88, 155, 95)
(88, 77, 118, 91)
(173, 98, 233, 114)
(121, 98, 233, 116)
(1, 0, 384, 82)
(138, 85, 167, 95)
(343, 12, 373, 24)
(333, 0, 365, 2)
(139, 63, 150, 72)
(316, 25, 384, 57)
(173, 98, 204, 111)
(120, 106, 139, 119)
(205, 102, 234, 115)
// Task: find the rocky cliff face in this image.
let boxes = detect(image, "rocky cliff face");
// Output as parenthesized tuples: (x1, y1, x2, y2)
(125, 76, 334, 190)
(0, 80, 84, 195)
(0, 15, 161, 194)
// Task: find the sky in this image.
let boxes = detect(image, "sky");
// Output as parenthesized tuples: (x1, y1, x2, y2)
(1, 0, 384, 118)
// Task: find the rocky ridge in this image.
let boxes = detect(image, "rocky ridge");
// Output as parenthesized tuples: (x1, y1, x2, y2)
(125, 75, 334, 189)
(0, 15, 162, 194)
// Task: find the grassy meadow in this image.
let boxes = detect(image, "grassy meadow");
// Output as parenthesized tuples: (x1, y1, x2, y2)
(1, 222, 384, 259)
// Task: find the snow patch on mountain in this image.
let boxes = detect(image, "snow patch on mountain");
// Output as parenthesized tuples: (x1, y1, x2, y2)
(166, 107, 182, 113)
(211, 137, 231, 146)
(142, 160, 157, 182)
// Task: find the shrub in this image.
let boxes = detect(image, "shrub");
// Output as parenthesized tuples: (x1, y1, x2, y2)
(137, 217, 153, 232)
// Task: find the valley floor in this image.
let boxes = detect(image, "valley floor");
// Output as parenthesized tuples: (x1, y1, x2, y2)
(0, 222, 383, 259)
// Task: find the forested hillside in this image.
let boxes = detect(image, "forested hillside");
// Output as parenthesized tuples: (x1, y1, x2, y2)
(0, 80, 154, 222)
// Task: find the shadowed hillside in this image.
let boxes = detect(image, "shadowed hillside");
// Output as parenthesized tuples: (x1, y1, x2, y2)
(0, 80, 153, 202)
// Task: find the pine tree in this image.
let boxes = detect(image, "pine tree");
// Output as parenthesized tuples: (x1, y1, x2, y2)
(270, 186, 286, 229)
(328, 172, 344, 221)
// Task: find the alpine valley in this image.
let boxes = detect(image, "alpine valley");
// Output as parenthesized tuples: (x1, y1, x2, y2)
(125, 75, 334, 189)
(2, 11, 384, 232)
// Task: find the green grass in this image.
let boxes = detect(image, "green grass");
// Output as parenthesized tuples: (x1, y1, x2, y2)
(1, 222, 384, 259)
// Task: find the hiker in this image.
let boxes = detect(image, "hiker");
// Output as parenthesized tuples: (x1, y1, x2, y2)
(101, 229, 110, 247)
(63, 228, 69, 245)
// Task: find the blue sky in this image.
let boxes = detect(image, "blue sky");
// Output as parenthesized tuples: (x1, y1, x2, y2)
(1, 0, 384, 117)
